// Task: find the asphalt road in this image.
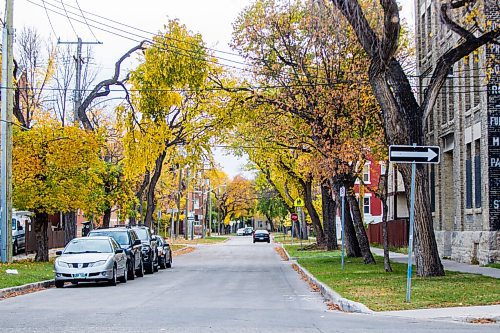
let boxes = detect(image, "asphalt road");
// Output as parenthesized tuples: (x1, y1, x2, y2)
(0, 236, 497, 332)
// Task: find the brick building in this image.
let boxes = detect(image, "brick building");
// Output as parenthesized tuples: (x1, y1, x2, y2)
(416, 0, 499, 264)
(354, 158, 384, 224)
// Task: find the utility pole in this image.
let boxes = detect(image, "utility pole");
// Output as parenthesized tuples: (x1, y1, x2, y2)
(0, 0, 14, 263)
(175, 167, 182, 239)
(184, 167, 190, 240)
(57, 38, 101, 125)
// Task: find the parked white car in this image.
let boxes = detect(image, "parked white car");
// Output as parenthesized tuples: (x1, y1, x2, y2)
(54, 236, 127, 288)
(236, 228, 245, 236)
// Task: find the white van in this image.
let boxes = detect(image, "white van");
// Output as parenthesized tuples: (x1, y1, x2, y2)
(12, 211, 32, 254)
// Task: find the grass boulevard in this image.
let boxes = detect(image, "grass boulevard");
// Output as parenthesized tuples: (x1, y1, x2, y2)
(283, 244, 500, 311)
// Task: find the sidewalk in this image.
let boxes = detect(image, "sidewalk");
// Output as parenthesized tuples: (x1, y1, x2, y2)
(12, 248, 63, 262)
(370, 247, 500, 278)
(380, 305, 500, 324)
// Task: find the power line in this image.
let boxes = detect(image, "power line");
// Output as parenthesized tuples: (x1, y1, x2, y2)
(75, 0, 100, 43)
(37, 0, 248, 60)
(41, 0, 58, 38)
(59, 0, 78, 38)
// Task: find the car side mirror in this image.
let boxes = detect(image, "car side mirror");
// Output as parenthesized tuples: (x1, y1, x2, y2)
(133, 239, 142, 246)
(115, 249, 124, 254)
(56, 250, 63, 256)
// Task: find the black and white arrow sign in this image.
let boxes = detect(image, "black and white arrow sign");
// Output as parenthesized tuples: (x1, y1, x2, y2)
(389, 145, 440, 164)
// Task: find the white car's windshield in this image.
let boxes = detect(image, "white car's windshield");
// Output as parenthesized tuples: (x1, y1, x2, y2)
(64, 239, 112, 254)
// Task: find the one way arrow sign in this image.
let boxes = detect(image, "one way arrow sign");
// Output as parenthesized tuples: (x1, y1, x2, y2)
(389, 145, 440, 164)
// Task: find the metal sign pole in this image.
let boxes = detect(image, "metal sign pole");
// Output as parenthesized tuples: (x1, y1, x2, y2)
(406, 161, 417, 303)
(298, 207, 303, 248)
(340, 186, 345, 271)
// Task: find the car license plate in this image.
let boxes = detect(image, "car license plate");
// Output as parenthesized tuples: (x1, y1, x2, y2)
(259, 237, 264, 240)
(73, 273, 87, 278)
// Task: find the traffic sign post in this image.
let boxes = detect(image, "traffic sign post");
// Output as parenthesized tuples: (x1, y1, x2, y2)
(389, 145, 440, 164)
(290, 213, 298, 245)
(389, 144, 441, 303)
(339, 186, 346, 271)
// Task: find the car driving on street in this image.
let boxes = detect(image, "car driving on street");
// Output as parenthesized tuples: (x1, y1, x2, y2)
(88, 227, 144, 279)
(54, 236, 128, 288)
(253, 229, 270, 243)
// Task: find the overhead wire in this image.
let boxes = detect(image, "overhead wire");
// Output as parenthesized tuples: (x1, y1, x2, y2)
(74, 0, 100, 42)
(41, 0, 58, 38)
(25, 0, 496, 97)
(59, 0, 78, 38)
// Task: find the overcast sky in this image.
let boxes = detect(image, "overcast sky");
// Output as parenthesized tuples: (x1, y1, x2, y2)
(12, 0, 415, 178)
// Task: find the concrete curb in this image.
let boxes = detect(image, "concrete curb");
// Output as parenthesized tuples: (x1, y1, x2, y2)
(280, 245, 373, 314)
(0, 279, 54, 299)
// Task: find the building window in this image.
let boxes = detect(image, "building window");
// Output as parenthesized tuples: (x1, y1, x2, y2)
(473, 53, 481, 107)
(466, 143, 473, 209)
(474, 141, 481, 208)
(380, 162, 386, 176)
(464, 57, 471, 111)
(363, 163, 371, 183)
(363, 197, 370, 215)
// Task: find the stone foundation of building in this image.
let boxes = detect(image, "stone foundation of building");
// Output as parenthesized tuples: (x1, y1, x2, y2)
(435, 230, 500, 265)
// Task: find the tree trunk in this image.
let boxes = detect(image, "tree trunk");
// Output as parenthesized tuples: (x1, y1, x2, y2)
(129, 202, 137, 225)
(102, 207, 112, 228)
(303, 178, 325, 246)
(399, 163, 444, 276)
(34, 211, 49, 262)
(343, 198, 362, 257)
(321, 181, 338, 250)
(144, 150, 167, 228)
(346, 191, 376, 264)
(63, 211, 77, 245)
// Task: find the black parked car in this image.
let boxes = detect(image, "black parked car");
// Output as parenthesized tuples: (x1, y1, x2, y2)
(88, 227, 144, 279)
(253, 229, 270, 243)
(154, 235, 172, 269)
(131, 226, 158, 274)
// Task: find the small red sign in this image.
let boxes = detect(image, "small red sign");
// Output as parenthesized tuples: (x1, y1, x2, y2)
(291, 213, 298, 221)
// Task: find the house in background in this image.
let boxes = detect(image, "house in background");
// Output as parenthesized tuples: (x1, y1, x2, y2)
(354, 158, 384, 224)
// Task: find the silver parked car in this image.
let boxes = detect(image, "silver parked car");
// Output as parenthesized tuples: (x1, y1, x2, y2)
(54, 236, 127, 288)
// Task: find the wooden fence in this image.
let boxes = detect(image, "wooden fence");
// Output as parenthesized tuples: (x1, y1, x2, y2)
(367, 219, 408, 248)
(25, 216, 66, 253)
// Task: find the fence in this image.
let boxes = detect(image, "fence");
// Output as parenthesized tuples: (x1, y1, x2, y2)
(367, 219, 408, 248)
(25, 216, 66, 253)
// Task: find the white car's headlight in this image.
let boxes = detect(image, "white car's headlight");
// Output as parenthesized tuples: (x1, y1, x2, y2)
(56, 261, 71, 268)
(89, 260, 107, 267)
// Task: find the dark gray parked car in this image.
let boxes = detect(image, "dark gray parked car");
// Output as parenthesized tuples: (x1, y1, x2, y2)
(88, 227, 144, 279)
(154, 235, 172, 269)
(131, 226, 158, 274)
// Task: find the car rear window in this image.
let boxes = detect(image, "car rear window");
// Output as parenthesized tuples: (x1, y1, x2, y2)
(89, 231, 129, 245)
(133, 228, 150, 241)
(255, 230, 268, 235)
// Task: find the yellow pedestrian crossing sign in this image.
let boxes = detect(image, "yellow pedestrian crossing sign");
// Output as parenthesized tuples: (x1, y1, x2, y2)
(294, 198, 304, 207)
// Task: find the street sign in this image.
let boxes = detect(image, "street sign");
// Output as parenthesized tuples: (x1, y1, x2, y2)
(294, 198, 304, 207)
(389, 145, 440, 164)
(284, 220, 292, 227)
(339, 186, 345, 197)
(290, 213, 298, 221)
